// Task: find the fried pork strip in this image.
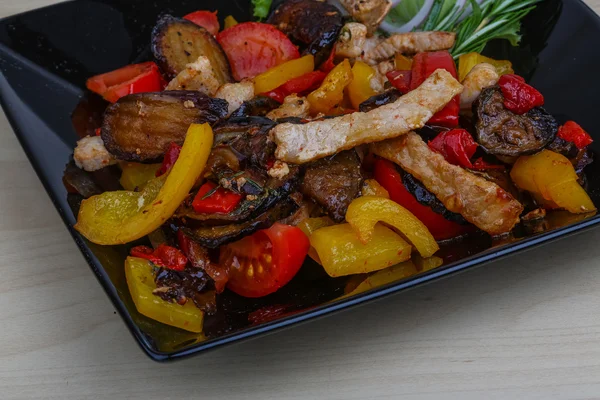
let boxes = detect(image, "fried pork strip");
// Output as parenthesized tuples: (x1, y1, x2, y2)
(271, 69, 463, 164)
(364, 31, 456, 64)
(371, 133, 523, 235)
(338, 0, 392, 35)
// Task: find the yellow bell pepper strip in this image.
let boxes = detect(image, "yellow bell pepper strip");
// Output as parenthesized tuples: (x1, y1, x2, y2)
(350, 261, 418, 294)
(346, 61, 376, 110)
(125, 257, 204, 333)
(75, 123, 213, 245)
(310, 223, 412, 277)
(413, 254, 443, 273)
(298, 216, 335, 237)
(224, 15, 238, 29)
(119, 162, 161, 191)
(308, 59, 353, 115)
(253, 54, 315, 94)
(345, 196, 439, 258)
(361, 179, 390, 198)
(394, 54, 413, 71)
(458, 52, 514, 82)
(510, 150, 596, 214)
(297, 217, 335, 264)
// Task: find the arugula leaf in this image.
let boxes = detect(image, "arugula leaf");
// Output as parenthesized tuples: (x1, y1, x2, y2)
(252, 0, 273, 20)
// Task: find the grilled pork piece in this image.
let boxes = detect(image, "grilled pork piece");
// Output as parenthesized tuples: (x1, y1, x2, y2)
(215, 81, 255, 116)
(266, 95, 311, 120)
(338, 0, 392, 35)
(165, 56, 220, 95)
(364, 31, 456, 64)
(335, 22, 369, 59)
(271, 69, 463, 164)
(460, 63, 499, 110)
(371, 132, 523, 235)
(73, 136, 116, 172)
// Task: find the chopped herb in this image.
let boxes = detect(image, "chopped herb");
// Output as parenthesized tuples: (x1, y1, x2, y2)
(201, 186, 219, 200)
(251, 0, 273, 20)
(245, 178, 264, 191)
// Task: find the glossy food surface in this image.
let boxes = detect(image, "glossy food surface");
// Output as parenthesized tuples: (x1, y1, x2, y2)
(2, 0, 600, 361)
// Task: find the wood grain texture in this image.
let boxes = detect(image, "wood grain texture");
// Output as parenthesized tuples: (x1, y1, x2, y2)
(2, 1, 600, 399)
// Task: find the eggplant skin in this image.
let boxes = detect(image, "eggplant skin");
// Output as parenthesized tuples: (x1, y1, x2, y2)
(183, 198, 299, 249)
(400, 169, 469, 225)
(267, 0, 343, 66)
(101, 91, 227, 162)
(230, 96, 281, 118)
(359, 89, 402, 113)
(151, 15, 232, 83)
(473, 86, 558, 156)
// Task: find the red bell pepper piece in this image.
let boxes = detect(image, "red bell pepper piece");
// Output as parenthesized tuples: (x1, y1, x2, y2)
(86, 62, 165, 103)
(471, 158, 505, 170)
(192, 181, 243, 214)
(319, 45, 337, 73)
(498, 74, 544, 115)
(374, 158, 471, 240)
(130, 244, 188, 271)
(557, 121, 593, 149)
(156, 142, 182, 176)
(386, 70, 412, 93)
(410, 51, 460, 127)
(263, 71, 327, 103)
(183, 10, 220, 35)
(429, 129, 478, 169)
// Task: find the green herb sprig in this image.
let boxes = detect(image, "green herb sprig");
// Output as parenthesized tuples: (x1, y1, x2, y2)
(422, 0, 542, 58)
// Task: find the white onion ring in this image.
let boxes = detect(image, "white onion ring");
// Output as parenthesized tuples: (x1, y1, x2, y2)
(380, 0, 435, 33)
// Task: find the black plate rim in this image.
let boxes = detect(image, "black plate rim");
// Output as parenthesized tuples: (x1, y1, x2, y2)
(0, 0, 599, 362)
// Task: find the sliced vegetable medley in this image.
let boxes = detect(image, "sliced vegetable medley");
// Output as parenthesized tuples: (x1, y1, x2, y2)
(68, 0, 595, 334)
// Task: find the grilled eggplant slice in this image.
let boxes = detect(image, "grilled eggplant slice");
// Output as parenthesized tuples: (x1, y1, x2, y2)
(212, 116, 277, 169)
(301, 150, 363, 222)
(151, 15, 232, 83)
(182, 198, 299, 248)
(213, 116, 275, 146)
(267, 0, 343, 66)
(230, 96, 281, 118)
(473, 86, 558, 156)
(176, 166, 300, 225)
(101, 91, 227, 162)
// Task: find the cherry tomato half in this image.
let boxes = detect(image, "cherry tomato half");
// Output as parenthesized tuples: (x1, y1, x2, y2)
(216, 22, 300, 81)
(183, 10, 220, 35)
(220, 223, 309, 298)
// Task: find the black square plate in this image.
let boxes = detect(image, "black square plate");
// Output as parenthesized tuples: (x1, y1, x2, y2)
(1, 0, 599, 361)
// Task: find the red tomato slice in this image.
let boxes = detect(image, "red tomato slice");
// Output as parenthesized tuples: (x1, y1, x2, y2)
(183, 10, 220, 35)
(216, 22, 300, 81)
(220, 223, 309, 298)
(86, 62, 164, 103)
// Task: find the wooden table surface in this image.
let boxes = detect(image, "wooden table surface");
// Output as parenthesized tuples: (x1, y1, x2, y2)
(2, 1, 600, 399)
